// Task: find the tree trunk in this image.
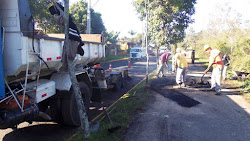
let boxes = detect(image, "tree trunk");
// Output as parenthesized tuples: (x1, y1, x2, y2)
(63, 0, 89, 139)
(156, 47, 159, 67)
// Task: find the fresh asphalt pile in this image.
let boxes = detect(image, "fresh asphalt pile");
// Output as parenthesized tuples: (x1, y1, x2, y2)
(185, 76, 211, 88)
(150, 76, 201, 108)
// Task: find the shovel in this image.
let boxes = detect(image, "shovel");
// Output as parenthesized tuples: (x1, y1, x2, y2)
(198, 56, 217, 85)
(103, 107, 121, 133)
(197, 73, 206, 84)
(89, 107, 121, 133)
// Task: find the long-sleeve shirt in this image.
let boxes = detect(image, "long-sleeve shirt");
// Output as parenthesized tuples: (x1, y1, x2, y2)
(159, 52, 171, 66)
(159, 52, 171, 63)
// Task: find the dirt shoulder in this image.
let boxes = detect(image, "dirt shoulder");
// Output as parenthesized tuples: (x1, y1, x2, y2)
(122, 62, 250, 141)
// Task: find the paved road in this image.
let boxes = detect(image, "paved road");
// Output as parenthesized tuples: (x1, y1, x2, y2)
(0, 56, 157, 141)
(122, 62, 250, 141)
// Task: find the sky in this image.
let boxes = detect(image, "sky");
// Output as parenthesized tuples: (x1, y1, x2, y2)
(69, 0, 250, 37)
(70, 0, 142, 37)
(188, 0, 250, 32)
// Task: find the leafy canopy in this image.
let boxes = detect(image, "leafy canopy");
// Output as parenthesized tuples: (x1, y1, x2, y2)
(29, 0, 105, 34)
(134, 0, 196, 46)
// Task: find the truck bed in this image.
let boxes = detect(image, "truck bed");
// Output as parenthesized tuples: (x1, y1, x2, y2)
(3, 33, 105, 78)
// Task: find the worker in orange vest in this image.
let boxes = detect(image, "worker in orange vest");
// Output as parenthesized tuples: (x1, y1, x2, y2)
(204, 45, 224, 95)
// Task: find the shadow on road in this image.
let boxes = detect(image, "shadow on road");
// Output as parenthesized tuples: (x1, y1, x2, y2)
(3, 123, 77, 141)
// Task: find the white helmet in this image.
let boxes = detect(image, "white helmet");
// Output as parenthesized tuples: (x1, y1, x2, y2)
(204, 45, 210, 51)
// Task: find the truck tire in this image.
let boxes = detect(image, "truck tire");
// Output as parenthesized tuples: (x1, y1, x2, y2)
(61, 82, 90, 126)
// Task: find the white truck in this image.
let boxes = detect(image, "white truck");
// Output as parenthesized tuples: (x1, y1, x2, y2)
(0, 0, 127, 129)
(130, 47, 146, 60)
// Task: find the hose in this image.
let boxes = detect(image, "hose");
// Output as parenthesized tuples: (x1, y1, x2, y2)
(30, 16, 51, 72)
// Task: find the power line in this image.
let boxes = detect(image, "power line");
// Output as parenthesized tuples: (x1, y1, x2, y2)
(92, 0, 101, 8)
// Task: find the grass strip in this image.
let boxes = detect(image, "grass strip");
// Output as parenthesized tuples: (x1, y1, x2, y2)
(68, 70, 157, 141)
(226, 80, 250, 101)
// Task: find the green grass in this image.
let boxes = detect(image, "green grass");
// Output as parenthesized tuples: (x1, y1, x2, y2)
(229, 79, 250, 101)
(103, 55, 129, 62)
(68, 71, 157, 141)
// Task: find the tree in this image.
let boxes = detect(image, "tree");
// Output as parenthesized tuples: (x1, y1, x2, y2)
(91, 9, 106, 34)
(70, 0, 106, 34)
(29, 0, 64, 33)
(69, 1, 88, 33)
(128, 30, 137, 36)
(51, 1, 89, 139)
(134, 0, 196, 46)
(29, 0, 106, 34)
(105, 31, 120, 45)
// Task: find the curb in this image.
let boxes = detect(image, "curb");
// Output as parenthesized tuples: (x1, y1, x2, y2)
(102, 57, 129, 64)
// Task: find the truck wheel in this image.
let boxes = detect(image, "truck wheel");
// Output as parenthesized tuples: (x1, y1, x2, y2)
(61, 82, 90, 126)
(113, 74, 122, 91)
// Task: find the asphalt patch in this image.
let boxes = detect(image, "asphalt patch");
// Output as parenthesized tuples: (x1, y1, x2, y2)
(151, 87, 201, 108)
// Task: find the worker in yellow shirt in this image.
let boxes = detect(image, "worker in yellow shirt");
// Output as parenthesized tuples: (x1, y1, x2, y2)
(174, 48, 188, 87)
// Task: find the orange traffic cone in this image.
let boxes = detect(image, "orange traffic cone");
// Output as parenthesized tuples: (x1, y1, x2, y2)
(109, 64, 112, 71)
(128, 60, 131, 68)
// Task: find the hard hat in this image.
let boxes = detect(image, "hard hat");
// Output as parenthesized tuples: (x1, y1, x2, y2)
(204, 45, 210, 51)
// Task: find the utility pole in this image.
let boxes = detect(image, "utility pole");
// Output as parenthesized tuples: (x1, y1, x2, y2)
(142, 21, 144, 47)
(145, 0, 149, 86)
(87, 0, 91, 34)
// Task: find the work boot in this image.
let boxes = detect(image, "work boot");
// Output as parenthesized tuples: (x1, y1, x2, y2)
(215, 92, 221, 95)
